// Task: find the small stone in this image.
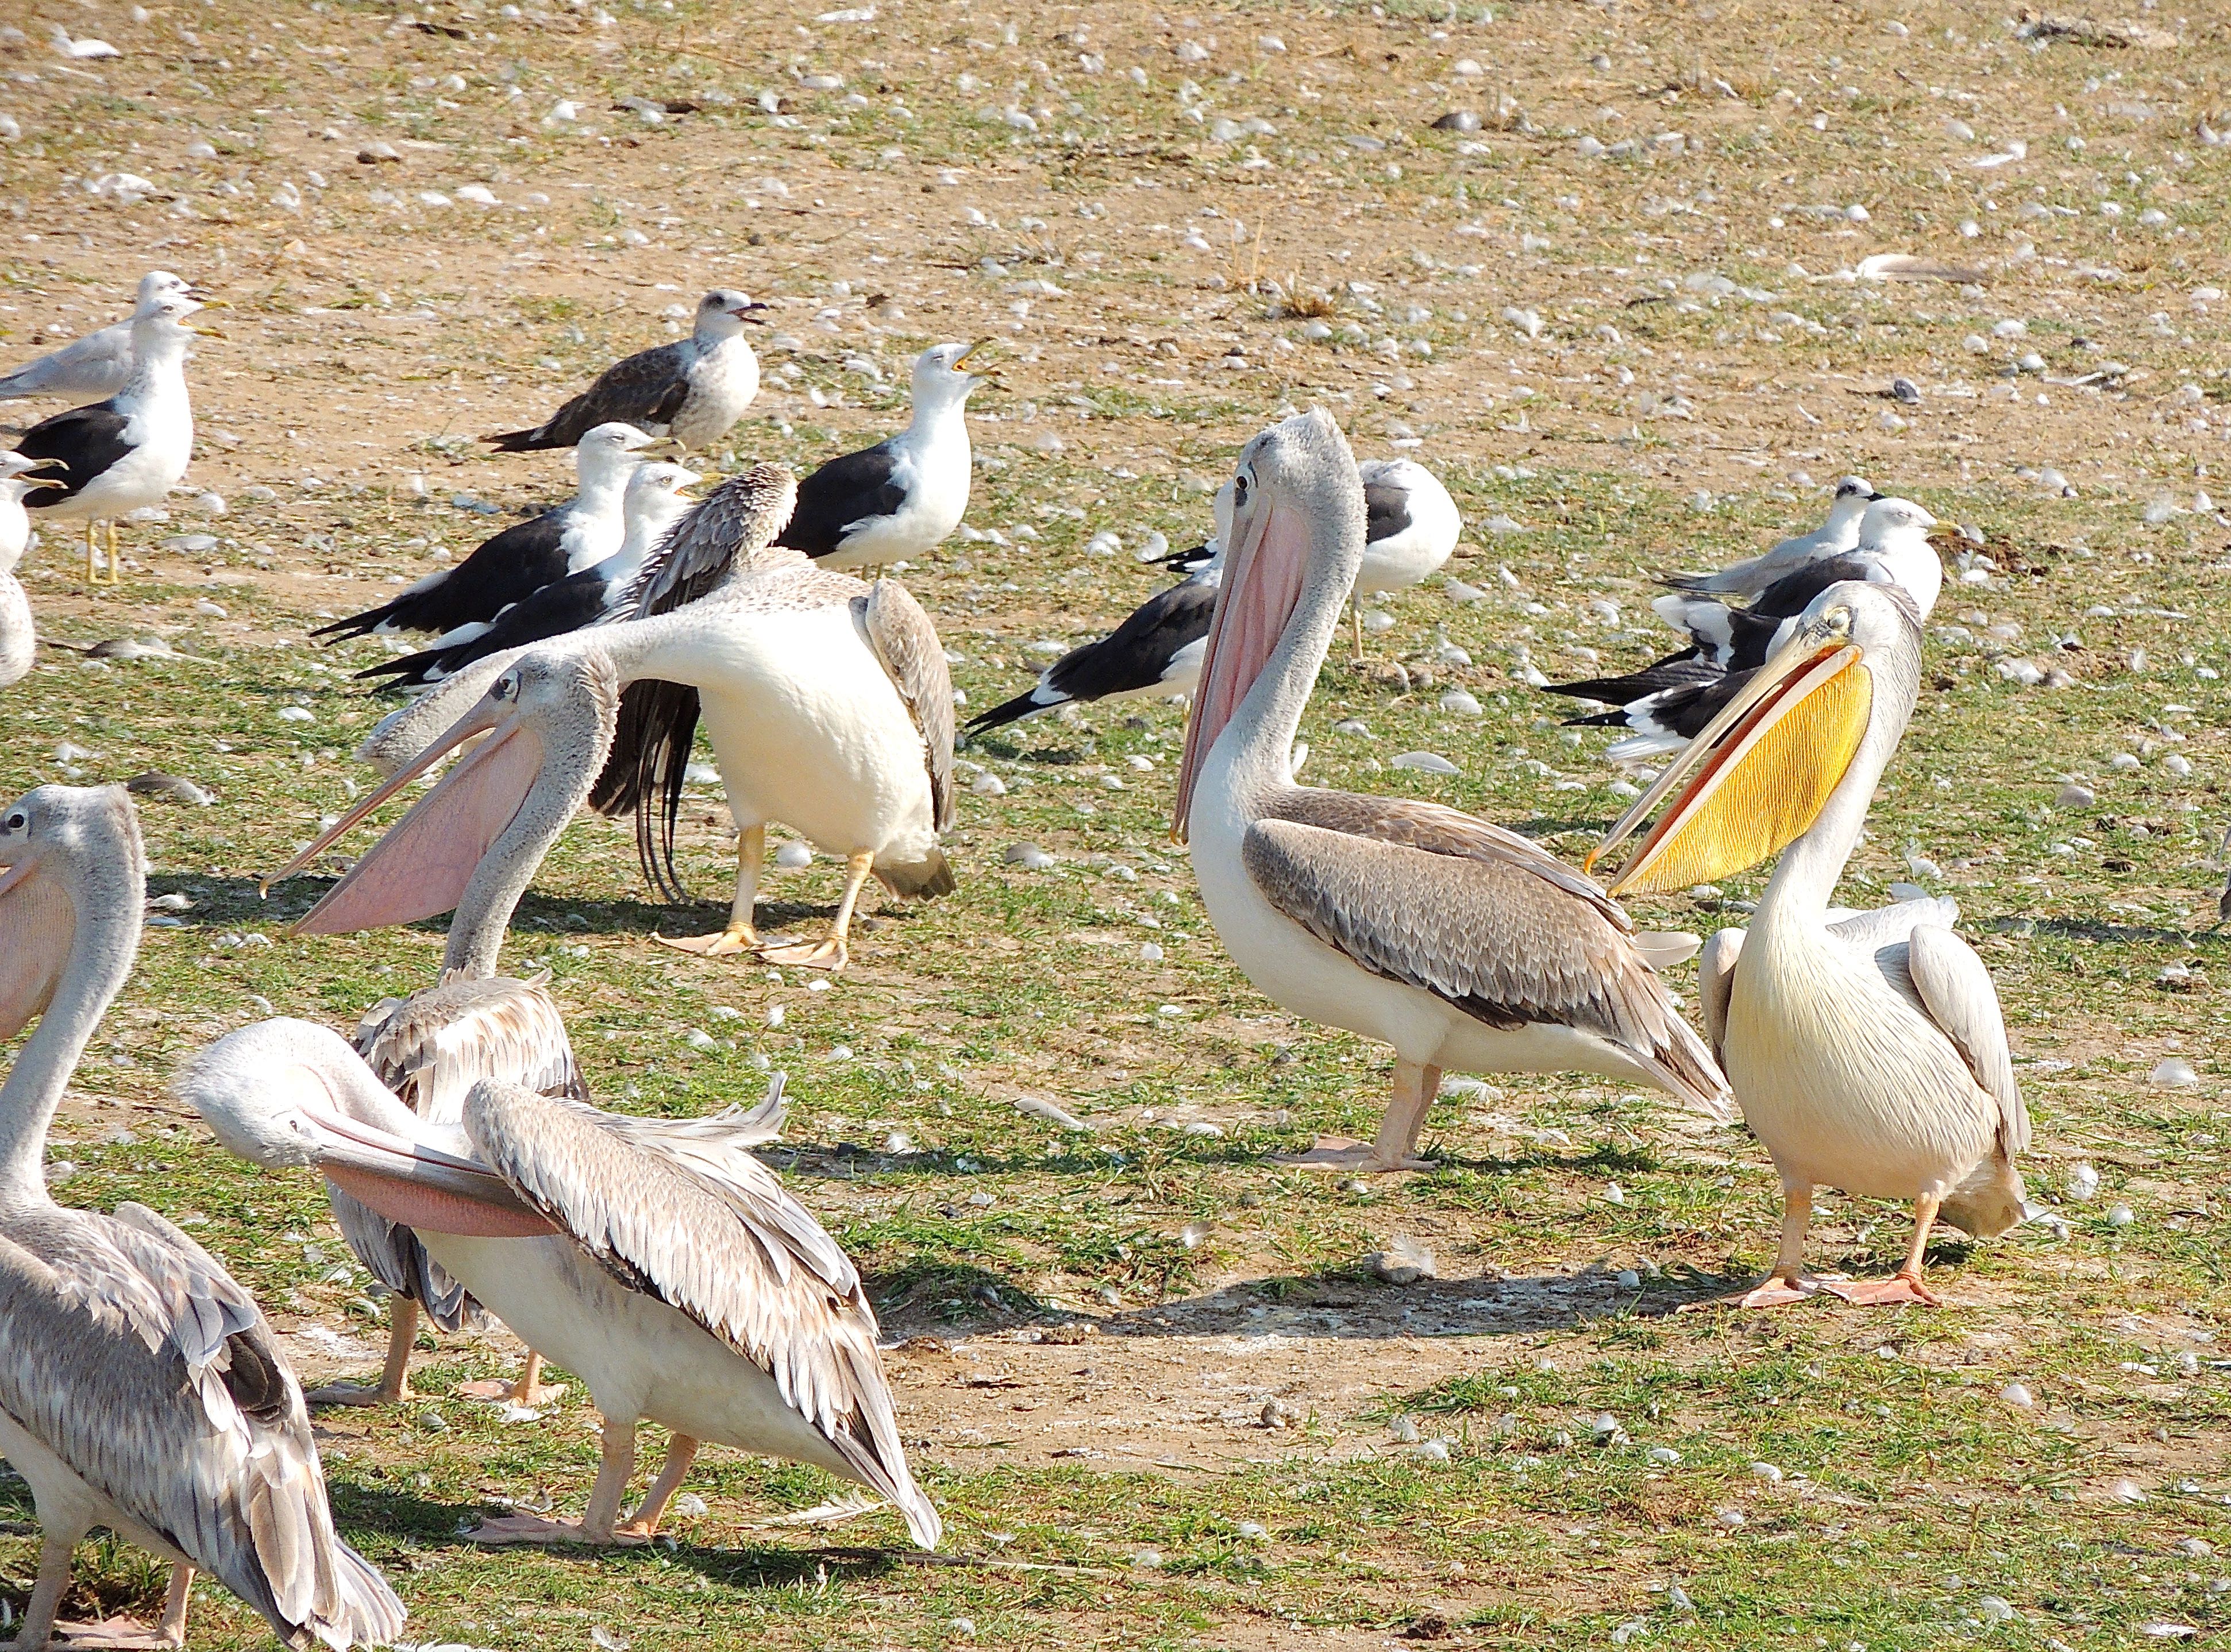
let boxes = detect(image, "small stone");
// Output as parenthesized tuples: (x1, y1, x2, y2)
(2066, 1162, 2100, 1201)
(1714, 1506, 1746, 1529)
(2053, 782, 2095, 809)
(2111, 1478, 2148, 1504)
(2107, 1204, 2135, 1228)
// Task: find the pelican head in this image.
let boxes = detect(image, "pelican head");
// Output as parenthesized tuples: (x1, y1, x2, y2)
(0, 785, 143, 1043)
(915, 341, 997, 403)
(269, 650, 620, 974)
(1173, 408, 1362, 839)
(1593, 580, 1922, 896)
(697, 287, 769, 338)
(178, 1018, 555, 1234)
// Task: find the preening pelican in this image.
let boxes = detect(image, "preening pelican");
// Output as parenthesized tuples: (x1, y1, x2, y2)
(287, 464, 956, 971)
(1173, 411, 1726, 1174)
(313, 976, 591, 1408)
(1594, 580, 2029, 1307)
(178, 1031, 940, 1550)
(0, 785, 404, 1649)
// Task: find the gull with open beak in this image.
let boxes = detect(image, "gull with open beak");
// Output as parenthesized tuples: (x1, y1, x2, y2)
(1172, 411, 1726, 1174)
(1593, 580, 2029, 1307)
(175, 1025, 941, 1551)
(272, 463, 956, 970)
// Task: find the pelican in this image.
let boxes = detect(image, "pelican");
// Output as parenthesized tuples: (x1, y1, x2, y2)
(1172, 411, 1725, 1174)
(0, 785, 405, 1649)
(309, 975, 592, 1409)
(283, 464, 956, 970)
(1594, 581, 2029, 1306)
(178, 1030, 941, 1550)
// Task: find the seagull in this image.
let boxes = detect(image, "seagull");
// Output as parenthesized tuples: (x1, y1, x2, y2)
(356, 461, 700, 690)
(1659, 475, 1878, 600)
(1348, 457, 1462, 663)
(0, 272, 198, 406)
(1547, 498, 1941, 762)
(2, 456, 64, 687)
(484, 290, 765, 453)
(48, 23, 121, 57)
(12, 292, 201, 586)
(776, 342, 990, 570)
(313, 422, 654, 644)
(968, 485, 1231, 736)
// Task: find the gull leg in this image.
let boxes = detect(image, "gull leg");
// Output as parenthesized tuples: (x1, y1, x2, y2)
(656, 823, 764, 958)
(758, 848, 875, 971)
(1277, 1058, 1440, 1173)
(1822, 1194, 1945, 1307)
(308, 1296, 418, 1406)
(104, 520, 121, 585)
(616, 1434, 700, 1539)
(465, 1414, 646, 1547)
(84, 523, 99, 588)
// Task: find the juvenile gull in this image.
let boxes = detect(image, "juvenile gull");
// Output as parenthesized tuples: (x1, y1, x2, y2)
(315, 422, 653, 643)
(485, 290, 765, 453)
(0, 273, 197, 406)
(11, 292, 201, 585)
(778, 342, 989, 570)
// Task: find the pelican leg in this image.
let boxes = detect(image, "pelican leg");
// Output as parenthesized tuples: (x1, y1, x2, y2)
(308, 1296, 418, 1407)
(37, 1561, 190, 1648)
(457, 1348, 564, 1406)
(1722, 1183, 1824, 1309)
(464, 1415, 649, 1547)
(1276, 1059, 1441, 1173)
(1349, 600, 1365, 667)
(4, 1531, 79, 1651)
(654, 823, 764, 958)
(757, 848, 875, 971)
(616, 1434, 700, 1539)
(1822, 1194, 1945, 1307)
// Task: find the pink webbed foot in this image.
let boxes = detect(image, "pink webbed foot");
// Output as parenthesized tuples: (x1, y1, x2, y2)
(1271, 1137, 1436, 1174)
(1820, 1272, 1944, 1307)
(462, 1513, 644, 1547)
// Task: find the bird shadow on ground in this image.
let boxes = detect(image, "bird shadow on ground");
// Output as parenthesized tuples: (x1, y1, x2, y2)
(2015, 914, 2226, 947)
(144, 871, 881, 949)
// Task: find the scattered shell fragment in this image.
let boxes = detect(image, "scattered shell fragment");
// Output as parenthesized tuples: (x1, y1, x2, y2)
(1368, 1235, 1438, 1284)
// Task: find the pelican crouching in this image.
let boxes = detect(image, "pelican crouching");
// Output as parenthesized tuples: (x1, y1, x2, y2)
(0, 786, 405, 1649)
(1173, 411, 1726, 1175)
(178, 1032, 941, 1550)
(1594, 581, 2029, 1306)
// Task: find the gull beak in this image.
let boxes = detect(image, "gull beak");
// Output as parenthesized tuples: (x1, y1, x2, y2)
(953, 339, 1004, 389)
(194, 295, 231, 309)
(21, 476, 65, 493)
(732, 300, 770, 324)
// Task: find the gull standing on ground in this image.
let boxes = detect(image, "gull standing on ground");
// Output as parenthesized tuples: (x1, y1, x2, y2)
(1347, 457, 1462, 664)
(777, 342, 990, 570)
(279, 465, 956, 971)
(1593, 581, 2029, 1306)
(314, 422, 654, 646)
(1548, 497, 1941, 762)
(2, 454, 63, 688)
(0, 273, 196, 407)
(485, 290, 765, 453)
(11, 292, 201, 586)
(1173, 411, 1725, 1175)
(1660, 475, 1879, 599)
(968, 484, 1232, 735)
(0, 785, 407, 1650)
(358, 460, 699, 689)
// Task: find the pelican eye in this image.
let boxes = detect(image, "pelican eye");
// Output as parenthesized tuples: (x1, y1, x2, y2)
(1232, 470, 1253, 512)
(3, 812, 23, 831)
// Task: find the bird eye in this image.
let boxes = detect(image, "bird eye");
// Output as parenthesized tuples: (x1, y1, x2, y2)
(492, 675, 516, 700)
(1232, 469, 1254, 511)
(3, 812, 22, 831)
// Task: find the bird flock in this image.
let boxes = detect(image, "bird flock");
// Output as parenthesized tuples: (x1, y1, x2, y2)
(0, 267, 2045, 1647)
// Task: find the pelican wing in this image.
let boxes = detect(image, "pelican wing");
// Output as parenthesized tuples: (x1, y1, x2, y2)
(1244, 792, 1728, 1114)
(332, 977, 587, 1329)
(860, 580, 956, 830)
(615, 462, 800, 619)
(460, 1080, 937, 1543)
(0, 1213, 404, 1647)
(1901, 925, 2029, 1157)
(1697, 927, 1743, 1071)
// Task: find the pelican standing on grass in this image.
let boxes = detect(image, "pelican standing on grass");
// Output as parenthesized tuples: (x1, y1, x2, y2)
(1593, 581, 2029, 1306)
(0, 785, 405, 1650)
(277, 464, 955, 971)
(1172, 411, 1725, 1174)
(178, 1031, 941, 1550)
